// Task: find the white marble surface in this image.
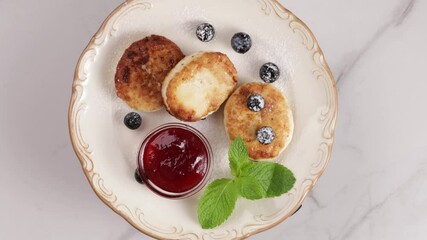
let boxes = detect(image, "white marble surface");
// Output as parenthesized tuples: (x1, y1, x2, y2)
(1, 0, 426, 239)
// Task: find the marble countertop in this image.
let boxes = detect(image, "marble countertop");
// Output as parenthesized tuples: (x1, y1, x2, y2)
(1, 0, 426, 239)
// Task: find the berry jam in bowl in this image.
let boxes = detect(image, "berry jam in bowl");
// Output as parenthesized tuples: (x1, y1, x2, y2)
(137, 123, 213, 199)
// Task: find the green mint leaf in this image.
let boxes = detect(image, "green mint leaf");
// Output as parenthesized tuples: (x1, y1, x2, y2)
(235, 176, 265, 200)
(229, 137, 250, 177)
(198, 178, 239, 229)
(242, 162, 296, 198)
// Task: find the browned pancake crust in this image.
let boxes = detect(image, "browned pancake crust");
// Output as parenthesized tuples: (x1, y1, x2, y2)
(115, 35, 185, 112)
(224, 82, 292, 160)
(164, 52, 238, 121)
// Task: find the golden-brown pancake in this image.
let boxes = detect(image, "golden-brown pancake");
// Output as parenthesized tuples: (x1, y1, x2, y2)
(162, 52, 238, 122)
(115, 35, 185, 112)
(224, 82, 293, 160)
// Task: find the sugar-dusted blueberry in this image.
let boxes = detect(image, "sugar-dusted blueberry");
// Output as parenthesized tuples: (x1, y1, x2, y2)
(124, 112, 142, 130)
(260, 62, 280, 83)
(257, 126, 275, 145)
(247, 94, 265, 112)
(134, 169, 144, 184)
(196, 23, 215, 42)
(231, 32, 252, 54)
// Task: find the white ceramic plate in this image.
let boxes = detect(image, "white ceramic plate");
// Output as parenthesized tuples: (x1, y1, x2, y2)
(69, 0, 337, 239)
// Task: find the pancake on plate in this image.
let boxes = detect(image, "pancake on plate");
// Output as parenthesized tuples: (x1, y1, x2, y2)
(224, 82, 293, 160)
(115, 35, 185, 112)
(162, 52, 238, 122)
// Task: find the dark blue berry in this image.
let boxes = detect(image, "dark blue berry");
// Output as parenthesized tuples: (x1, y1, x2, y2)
(134, 169, 144, 184)
(124, 112, 142, 130)
(292, 205, 302, 216)
(196, 23, 215, 42)
(247, 94, 265, 112)
(231, 32, 252, 54)
(257, 126, 275, 145)
(260, 62, 280, 83)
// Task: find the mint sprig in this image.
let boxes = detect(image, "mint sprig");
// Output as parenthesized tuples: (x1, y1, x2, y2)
(198, 137, 296, 229)
(235, 176, 265, 200)
(243, 162, 296, 198)
(197, 179, 239, 229)
(228, 137, 250, 176)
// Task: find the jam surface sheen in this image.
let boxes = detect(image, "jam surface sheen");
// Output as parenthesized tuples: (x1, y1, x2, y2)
(143, 127, 208, 193)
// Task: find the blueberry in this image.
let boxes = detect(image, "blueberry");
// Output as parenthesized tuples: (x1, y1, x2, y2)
(247, 94, 265, 112)
(231, 32, 252, 54)
(260, 62, 280, 83)
(292, 205, 303, 216)
(257, 126, 275, 145)
(196, 23, 215, 42)
(134, 169, 144, 184)
(124, 112, 142, 130)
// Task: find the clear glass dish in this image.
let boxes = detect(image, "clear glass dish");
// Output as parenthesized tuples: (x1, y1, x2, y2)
(137, 123, 213, 199)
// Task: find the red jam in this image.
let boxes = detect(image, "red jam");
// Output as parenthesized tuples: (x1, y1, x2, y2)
(140, 126, 210, 194)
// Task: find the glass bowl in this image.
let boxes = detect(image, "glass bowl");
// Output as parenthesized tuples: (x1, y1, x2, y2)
(137, 123, 213, 199)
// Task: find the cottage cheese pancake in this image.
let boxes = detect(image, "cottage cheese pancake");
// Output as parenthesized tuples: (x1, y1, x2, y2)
(224, 82, 293, 160)
(115, 35, 185, 112)
(162, 52, 237, 122)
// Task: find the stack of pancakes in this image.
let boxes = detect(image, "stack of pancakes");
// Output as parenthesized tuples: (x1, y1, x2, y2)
(115, 35, 293, 160)
(115, 35, 237, 121)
